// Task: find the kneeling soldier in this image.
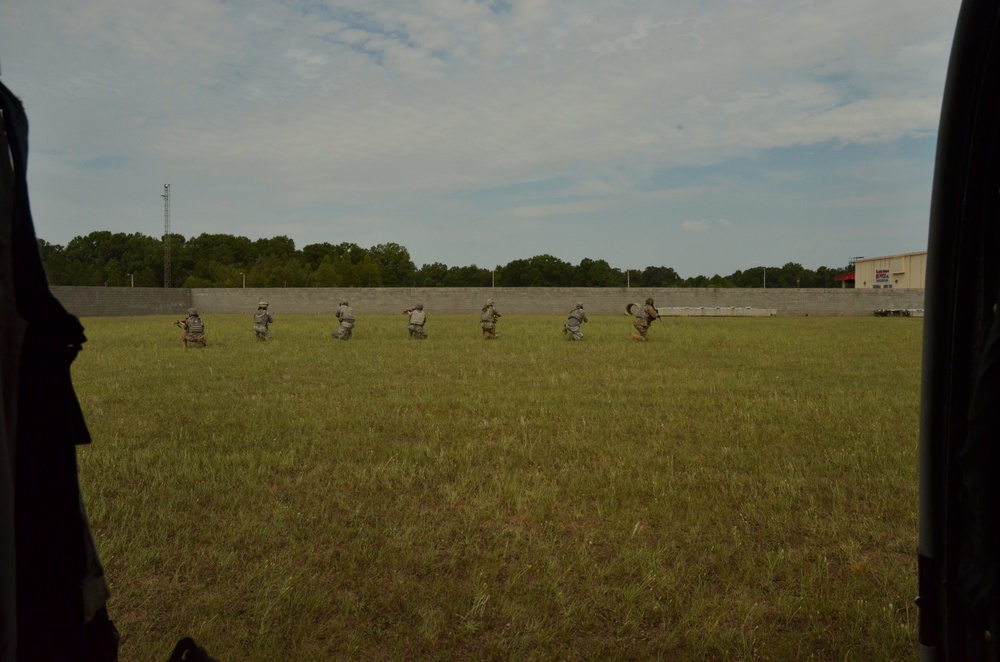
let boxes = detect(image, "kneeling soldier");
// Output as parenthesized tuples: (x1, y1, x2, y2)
(332, 300, 355, 340)
(563, 302, 588, 340)
(404, 304, 428, 339)
(176, 308, 206, 348)
(628, 298, 659, 341)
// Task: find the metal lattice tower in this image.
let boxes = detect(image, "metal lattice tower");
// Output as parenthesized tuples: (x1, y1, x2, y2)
(162, 183, 171, 288)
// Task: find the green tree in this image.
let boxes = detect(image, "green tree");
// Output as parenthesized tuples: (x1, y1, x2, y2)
(272, 258, 311, 288)
(308, 256, 341, 287)
(344, 257, 382, 287)
(444, 265, 491, 287)
(334, 242, 369, 265)
(58, 231, 163, 286)
(577, 258, 621, 286)
(496, 255, 573, 286)
(40, 230, 855, 290)
(302, 243, 337, 270)
(772, 262, 806, 288)
(39, 239, 69, 284)
(529, 254, 574, 286)
(369, 242, 416, 287)
(729, 266, 778, 288)
(684, 274, 711, 287)
(181, 274, 214, 288)
(185, 234, 256, 275)
(416, 262, 449, 287)
(496, 258, 531, 286)
(638, 266, 682, 287)
(708, 274, 734, 288)
(163, 233, 191, 287)
(254, 235, 296, 262)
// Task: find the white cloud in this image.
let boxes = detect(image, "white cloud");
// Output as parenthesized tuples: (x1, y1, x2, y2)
(0, 0, 962, 275)
(682, 220, 710, 233)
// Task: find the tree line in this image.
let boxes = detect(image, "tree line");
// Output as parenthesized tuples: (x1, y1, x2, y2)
(38, 231, 853, 289)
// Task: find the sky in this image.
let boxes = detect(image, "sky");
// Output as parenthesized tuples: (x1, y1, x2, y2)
(0, 0, 963, 277)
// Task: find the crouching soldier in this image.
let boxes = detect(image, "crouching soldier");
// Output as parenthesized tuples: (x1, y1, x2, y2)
(628, 298, 659, 341)
(563, 302, 588, 340)
(253, 301, 274, 340)
(404, 304, 428, 339)
(176, 308, 207, 348)
(332, 300, 355, 340)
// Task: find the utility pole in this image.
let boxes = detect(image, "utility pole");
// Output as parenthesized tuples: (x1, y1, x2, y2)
(162, 183, 171, 288)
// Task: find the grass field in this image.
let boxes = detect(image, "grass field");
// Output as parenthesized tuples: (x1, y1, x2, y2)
(72, 313, 921, 660)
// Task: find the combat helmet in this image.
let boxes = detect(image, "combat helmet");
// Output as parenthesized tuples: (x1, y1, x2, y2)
(188, 308, 198, 316)
(645, 298, 655, 306)
(415, 303, 424, 310)
(259, 301, 268, 308)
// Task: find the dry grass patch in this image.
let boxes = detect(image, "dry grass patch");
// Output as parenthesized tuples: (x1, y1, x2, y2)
(73, 314, 920, 660)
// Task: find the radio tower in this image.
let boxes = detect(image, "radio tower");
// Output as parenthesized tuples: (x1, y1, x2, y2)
(162, 183, 171, 288)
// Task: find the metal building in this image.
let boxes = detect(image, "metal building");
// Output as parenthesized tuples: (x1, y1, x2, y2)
(853, 251, 927, 290)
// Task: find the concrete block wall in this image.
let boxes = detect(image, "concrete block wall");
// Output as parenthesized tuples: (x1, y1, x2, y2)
(185, 286, 928, 317)
(50, 286, 193, 317)
(651, 287, 925, 317)
(662, 307, 777, 317)
(50, 286, 925, 318)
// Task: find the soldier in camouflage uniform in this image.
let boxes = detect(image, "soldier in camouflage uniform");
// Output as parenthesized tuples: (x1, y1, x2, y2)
(480, 298, 501, 339)
(253, 301, 273, 341)
(629, 298, 659, 341)
(563, 302, 588, 340)
(404, 303, 428, 339)
(177, 308, 206, 348)
(331, 300, 355, 340)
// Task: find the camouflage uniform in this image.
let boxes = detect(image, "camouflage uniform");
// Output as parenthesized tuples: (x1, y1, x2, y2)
(253, 302, 273, 341)
(630, 298, 659, 341)
(332, 301, 355, 340)
(563, 303, 588, 340)
(481, 298, 500, 339)
(180, 308, 206, 348)
(406, 304, 428, 339)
